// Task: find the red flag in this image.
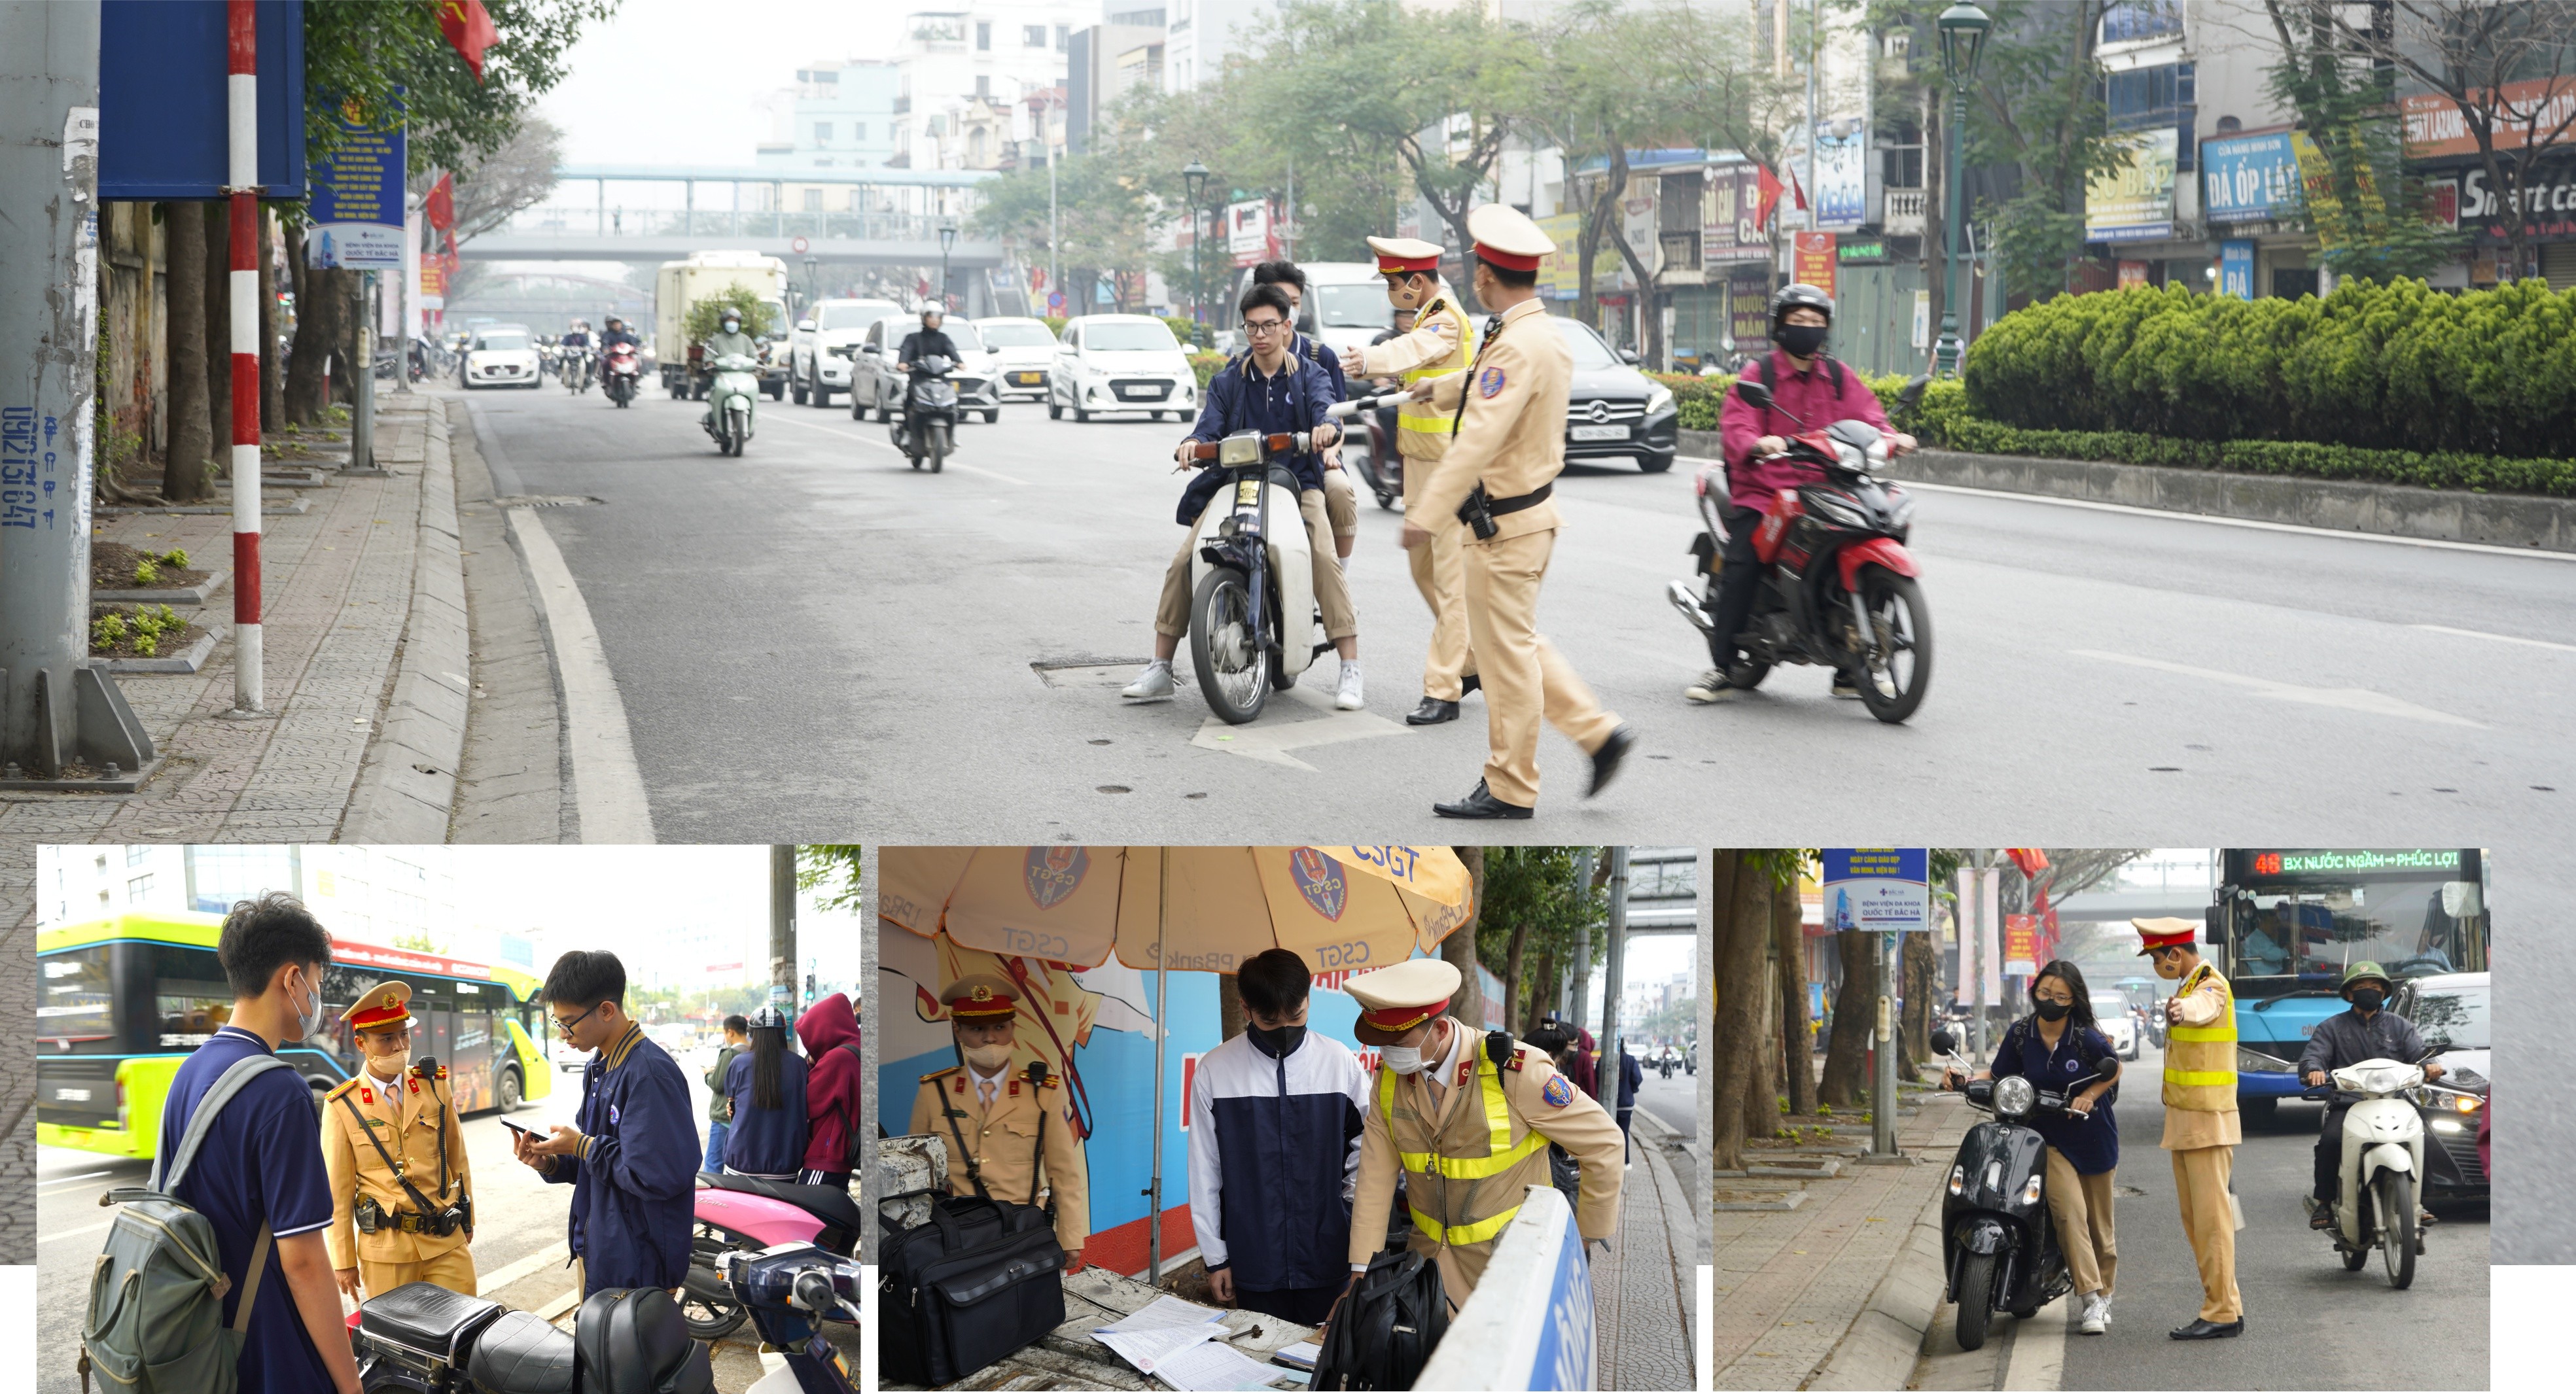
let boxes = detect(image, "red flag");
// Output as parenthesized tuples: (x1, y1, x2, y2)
(2004, 848, 2050, 879)
(425, 173, 455, 233)
(1786, 163, 1809, 213)
(438, 1, 499, 83)
(1754, 164, 1783, 230)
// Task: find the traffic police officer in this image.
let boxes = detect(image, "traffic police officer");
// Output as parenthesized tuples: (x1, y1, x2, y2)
(1403, 205, 1636, 818)
(907, 974, 1091, 1272)
(1343, 959, 1625, 1310)
(1347, 235, 1481, 725)
(321, 981, 478, 1300)
(2138, 918, 2244, 1339)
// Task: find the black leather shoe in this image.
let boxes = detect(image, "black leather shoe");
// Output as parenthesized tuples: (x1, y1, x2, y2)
(2168, 1319, 2243, 1340)
(1433, 780, 1533, 820)
(1405, 697, 1461, 725)
(1460, 673, 1481, 697)
(1585, 725, 1636, 798)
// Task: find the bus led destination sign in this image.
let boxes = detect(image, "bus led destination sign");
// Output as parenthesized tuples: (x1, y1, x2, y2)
(2231, 848, 2471, 882)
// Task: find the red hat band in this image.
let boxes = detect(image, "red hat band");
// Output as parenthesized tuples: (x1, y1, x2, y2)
(1360, 998, 1449, 1034)
(1475, 245, 1543, 273)
(1377, 253, 1439, 275)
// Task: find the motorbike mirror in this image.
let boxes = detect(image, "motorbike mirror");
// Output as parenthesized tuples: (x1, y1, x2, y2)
(1733, 378, 1774, 410)
(1897, 374, 1930, 409)
(1930, 1028, 1957, 1055)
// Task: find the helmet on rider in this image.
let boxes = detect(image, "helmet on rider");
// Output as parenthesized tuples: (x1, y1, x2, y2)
(1770, 283, 1835, 359)
(2338, 962, 2394, 1003)
(921, 305, 944, 326)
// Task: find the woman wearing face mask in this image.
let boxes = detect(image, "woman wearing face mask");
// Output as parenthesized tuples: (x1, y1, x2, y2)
(1185, 949, 1371, 1326)
(720, 1005, 810, 1181)
(1943, 960, 2123, 1335)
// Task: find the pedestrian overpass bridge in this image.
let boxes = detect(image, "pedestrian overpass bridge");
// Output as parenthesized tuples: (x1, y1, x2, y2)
(459, 162, 1006, 268)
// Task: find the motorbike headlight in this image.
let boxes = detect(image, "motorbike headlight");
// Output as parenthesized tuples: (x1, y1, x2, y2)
(1807, 491, 1870, 529)
(2236, 1047, 2296, 1074)
(1218, 435, 1261, 466)
(1992, 1075, 2035, 1119)
(1644, 384, 1674, 415)
(2333, 1062, 2422, 1095)
(1947, 1164, 1965, 1196)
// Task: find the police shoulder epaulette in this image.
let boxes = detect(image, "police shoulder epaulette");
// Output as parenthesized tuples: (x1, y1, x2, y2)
(325, 1076, 361, 1101)
(1034, 1066, 1060, 1089)
(919, 1066, 961, 1085)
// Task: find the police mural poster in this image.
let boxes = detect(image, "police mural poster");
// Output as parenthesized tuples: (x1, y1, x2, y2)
(308, 97, 406, 270)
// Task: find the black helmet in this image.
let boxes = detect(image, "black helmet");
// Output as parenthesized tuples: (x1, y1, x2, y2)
(1771, 283, 1835, 332)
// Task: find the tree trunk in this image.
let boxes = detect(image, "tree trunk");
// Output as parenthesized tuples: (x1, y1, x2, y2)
(1899, 930, 1937, 1083)
(1523, 948, 1556, 1037)
(1217, 971, 1244, 1043)
(1443, 845, 1487, 1030)
(1741, 926, 1779, 1143)
(285, 262, 344, 425)
(1773, 875, 1816, 1117)
(203, 203, 231, 467)
(1500, 920, 1530, 1037)
(1818, 930, 1876, 1108)
(258, 205, 283, 432)
(1708, 851, 1772, 1172)
(162, 203, 212, 502)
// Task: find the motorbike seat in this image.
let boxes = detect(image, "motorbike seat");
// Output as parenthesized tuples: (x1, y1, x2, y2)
(702, 1172, 867, 1234)
(574, 1287, 715, 1394)
(465, 1310, 576, 1394)
(359, 1280, 504, 1365)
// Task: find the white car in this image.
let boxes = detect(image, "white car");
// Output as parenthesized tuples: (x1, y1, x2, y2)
(459, 325, 541, 389)
(792, 297, 902, 408)
(1048, 314, 1198, 422)
(974, 315, 1058, 402)
(2091, 994, 2142, 1060)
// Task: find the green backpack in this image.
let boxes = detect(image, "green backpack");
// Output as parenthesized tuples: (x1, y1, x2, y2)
(79, 1053, 298, 1394)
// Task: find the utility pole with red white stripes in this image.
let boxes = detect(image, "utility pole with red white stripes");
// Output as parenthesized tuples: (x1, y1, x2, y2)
(225, 0, 263, 713)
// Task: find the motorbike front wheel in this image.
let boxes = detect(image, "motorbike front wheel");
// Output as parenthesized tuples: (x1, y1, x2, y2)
(1849, 568, 1932, 724)
(680, 1235, 751, 1340)
(929, 423, 949, 473)
(1953, 1251, 1996, 1351)
(1190, 566, 1270, 725)
(2378, 1171, 2416, 1289)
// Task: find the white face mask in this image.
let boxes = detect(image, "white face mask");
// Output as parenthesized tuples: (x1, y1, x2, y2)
(1381, 1044, 1426, 1075)
(287, 969, 323, 1043)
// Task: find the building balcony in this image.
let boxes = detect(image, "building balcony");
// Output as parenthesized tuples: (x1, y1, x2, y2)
(1884, 186, 1926, 235)
(893, 95, 911, 114)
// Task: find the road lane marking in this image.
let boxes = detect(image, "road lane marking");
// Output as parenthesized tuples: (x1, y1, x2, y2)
(42, 1218, 116, 1245)
(508, 508, 658, 842)
(39, 1170, 118, 1191)
(2069, 649, 2485, 728)
(1676, 461, 2576, 562)
(763, 411, 1031, 484)
(2411, 623, 2576, 654)
(1184, 685, 1414, 770)
(2001, 1287, 2073, 1390)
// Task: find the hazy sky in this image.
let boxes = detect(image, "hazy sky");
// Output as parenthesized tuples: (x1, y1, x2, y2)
(540, 1, 908, 172)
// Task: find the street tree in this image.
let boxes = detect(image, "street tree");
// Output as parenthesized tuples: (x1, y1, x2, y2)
(1444, 845, 1489, 1032)
(1711, 850, 1801, 1171)
(1525, 2, 1689, 360)
(970, 151, 1159, 315)
(419, 114, 567, 307)
(1472, 846, 1608, 1035)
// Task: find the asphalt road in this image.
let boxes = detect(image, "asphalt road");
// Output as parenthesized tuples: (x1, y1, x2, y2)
(447, 382, 2575, 854)
(1632, 1060, 1698, 1138)
(34, 1045, 854, 1394)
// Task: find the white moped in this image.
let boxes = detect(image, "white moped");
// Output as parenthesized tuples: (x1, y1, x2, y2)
(704, 352, 760, 457)
(1180, 427, 1331, 725)
(2306, 1055, 2431, 1289)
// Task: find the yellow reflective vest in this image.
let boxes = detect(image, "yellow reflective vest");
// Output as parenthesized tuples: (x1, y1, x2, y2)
(2162, 963, 2239, 1111)
(1394, 296, 1475, 462)
(1377, 1044, 1551, 1247)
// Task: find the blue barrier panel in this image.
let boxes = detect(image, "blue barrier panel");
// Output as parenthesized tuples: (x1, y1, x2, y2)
(1416, 1185, 1596, 1391)
(98, 0, 305, 200)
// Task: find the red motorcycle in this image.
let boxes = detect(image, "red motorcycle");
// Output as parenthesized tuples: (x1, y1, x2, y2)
(603, 340, 643, 408)
(1666, 375, 1933, 723)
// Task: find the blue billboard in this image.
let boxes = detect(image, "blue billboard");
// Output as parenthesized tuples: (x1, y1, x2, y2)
(2202, 131, 2301, 224)
(98, 0, 306, 201)
(2219, 239, 2255, 300)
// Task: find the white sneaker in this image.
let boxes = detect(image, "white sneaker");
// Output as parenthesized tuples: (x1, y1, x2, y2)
(1684, 669, 1737, 704)
(1121, 661, 1174, 701)
(2096, 1293, 2111, 1327)
(2074, 1293, 2104, 1334)
(1334, 661, 1364, 710)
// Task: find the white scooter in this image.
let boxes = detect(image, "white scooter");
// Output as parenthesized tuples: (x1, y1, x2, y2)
(705, 352, 760, 456)
(2305, 1054, 2432, 1289)
(1180, 427, 1334, 725)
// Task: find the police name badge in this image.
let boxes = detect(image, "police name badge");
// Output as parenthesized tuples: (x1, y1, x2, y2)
(1542, 1075, 1574, 1107)
(1479, 366, 1507, 398)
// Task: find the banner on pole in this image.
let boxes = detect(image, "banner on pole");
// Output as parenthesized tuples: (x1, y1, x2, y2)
(307, 99, 405, 270)
(1821, 848, 1930, 933)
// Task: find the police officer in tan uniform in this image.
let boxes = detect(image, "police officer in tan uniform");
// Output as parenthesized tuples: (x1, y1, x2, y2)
(2138, 918, 2245, 1340)
(1345, 235, 1482, 726)
(1403, 205, 1636, 818)
(906, 974, 1091, 1272)
(322, 981, 478, 1300)
(1341, 960, 1625, 1312)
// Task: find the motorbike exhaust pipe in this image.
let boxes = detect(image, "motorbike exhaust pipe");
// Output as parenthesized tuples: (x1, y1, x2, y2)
(1665, 579, 1715, 632)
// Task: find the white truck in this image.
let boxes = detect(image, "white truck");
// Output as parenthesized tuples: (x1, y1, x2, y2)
(655, 251, 793, 400)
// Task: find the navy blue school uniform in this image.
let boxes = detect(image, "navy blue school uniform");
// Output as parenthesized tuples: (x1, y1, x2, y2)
(544, 1020, 697, 1294)
(1988, 1018, 2121, 1175)
(1174, 349, 1340, 525)
(1290, 329, 1349, 401)
(720, 1047, 811, 1178)
(158, 1024, 336, 1392)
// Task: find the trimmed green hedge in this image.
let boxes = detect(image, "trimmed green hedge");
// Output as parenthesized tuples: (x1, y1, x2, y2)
(1932, 418, 2576, 496)
(1648, 370, 1961, 436)
(1190, 351, 1229, 387)
(1964, 279, 2576, 459)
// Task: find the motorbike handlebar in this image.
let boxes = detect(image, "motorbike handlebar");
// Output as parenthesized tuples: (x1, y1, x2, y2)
(1326, 391, 1407, 419)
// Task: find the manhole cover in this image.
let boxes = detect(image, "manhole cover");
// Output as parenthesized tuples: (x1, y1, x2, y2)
(491, 495, 604, 508)
(1032, 659, 1180, 691)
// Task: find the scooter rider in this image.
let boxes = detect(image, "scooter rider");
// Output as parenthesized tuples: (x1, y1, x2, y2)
(1693, 285, 1918, 705)
(2300, 962, 2443, 1230)
(596, 315, 640, 382)
(1253, 261, 1361, 572)
(895, 305, 959, 378)
(1122, 283, 1364, 710)
(1344, 236, 1482, 727)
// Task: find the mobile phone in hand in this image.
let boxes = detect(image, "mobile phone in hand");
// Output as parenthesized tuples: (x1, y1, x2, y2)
(499, 1117, 540, 1139)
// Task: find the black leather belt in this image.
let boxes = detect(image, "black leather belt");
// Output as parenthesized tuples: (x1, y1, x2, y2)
(1487, 483, 1551, 515)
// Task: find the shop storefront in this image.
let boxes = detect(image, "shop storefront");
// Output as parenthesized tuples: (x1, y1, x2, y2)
(2200, 128, 2320, 298)
(2405, 82, 2576, 288)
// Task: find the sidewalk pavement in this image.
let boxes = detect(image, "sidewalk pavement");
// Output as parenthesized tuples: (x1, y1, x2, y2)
(1710, 1084, 1974, 1391)
(1599, 1104, 1700, 1391)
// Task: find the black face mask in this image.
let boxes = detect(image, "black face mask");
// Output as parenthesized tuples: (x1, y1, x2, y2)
(1248, 1024, 1306, 1058)
(2034, 1000, 2073, 1022)
(1778, 324, 1830, 358)
(2350, 990, 2385, 1013)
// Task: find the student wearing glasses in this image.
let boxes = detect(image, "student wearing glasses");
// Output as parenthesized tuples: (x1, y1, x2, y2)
(1123, 281, 1367, 710)
(513, 950, 697, 1297)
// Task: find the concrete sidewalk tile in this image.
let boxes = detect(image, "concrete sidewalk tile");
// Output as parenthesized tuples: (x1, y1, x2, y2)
(1600, 1109, 1696, 1392)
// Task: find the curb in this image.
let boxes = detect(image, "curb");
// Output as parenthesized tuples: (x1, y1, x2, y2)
(1804, 1109, 1959, 1392)
(104, 625, 221, 674)
(340, 401, 469, 843)
(1674, 428, 2575, 553)
(95, 568, 229, 605)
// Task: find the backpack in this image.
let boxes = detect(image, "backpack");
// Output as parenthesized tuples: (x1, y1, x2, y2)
(1310, 1246, 1451, 1390)
(78, 1053, 296, 1394)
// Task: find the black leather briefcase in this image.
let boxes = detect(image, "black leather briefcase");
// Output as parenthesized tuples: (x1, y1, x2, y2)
(878, 1193, 1068, 1386)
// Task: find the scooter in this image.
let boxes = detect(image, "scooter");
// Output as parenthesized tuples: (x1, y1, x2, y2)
(1666, 375, 1934, 723)
(559, 346, 594, 394)
(1338, 387, 1408, 510)
(719, 1244, 865, 1394)
(704, 352, 760, 456)
(349, 1280, 713, 1394)
(1180, 421, 1339, 725)
(682, 1173, 866, 1340)
(1932, 1027, 2108, 1351)
(2306, 1053, 2434, 1289)
(893, 353, 960, 472)
(603, 341, 643, 408)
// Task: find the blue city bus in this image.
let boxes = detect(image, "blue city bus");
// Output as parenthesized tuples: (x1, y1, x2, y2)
(2206, 849, 2488, 1122)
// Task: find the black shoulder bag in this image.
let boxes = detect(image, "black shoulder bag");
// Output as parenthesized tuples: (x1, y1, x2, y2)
(881, 1073, 1070, 1386)
(1311, 1246, 1451, 1391)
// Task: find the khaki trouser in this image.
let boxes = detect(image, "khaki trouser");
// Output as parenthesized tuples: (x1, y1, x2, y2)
(2043, 1148, 2118, 1298)
(1462, 528, 1619, 806)
(2171, 1145, 2244, 1323)
(1322, 466, 1358, 545)
(1402, 455, 1476, 700)
(1156, 488, 1356, 641)
(357, 1244, 478, 1302)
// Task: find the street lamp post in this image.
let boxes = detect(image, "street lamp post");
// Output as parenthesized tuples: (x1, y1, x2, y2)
(1182, 160, 1209, 338)
(938, 224, 957, 313)
(803, 254, 819, 312)
(1933, 2, 1992, 378)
